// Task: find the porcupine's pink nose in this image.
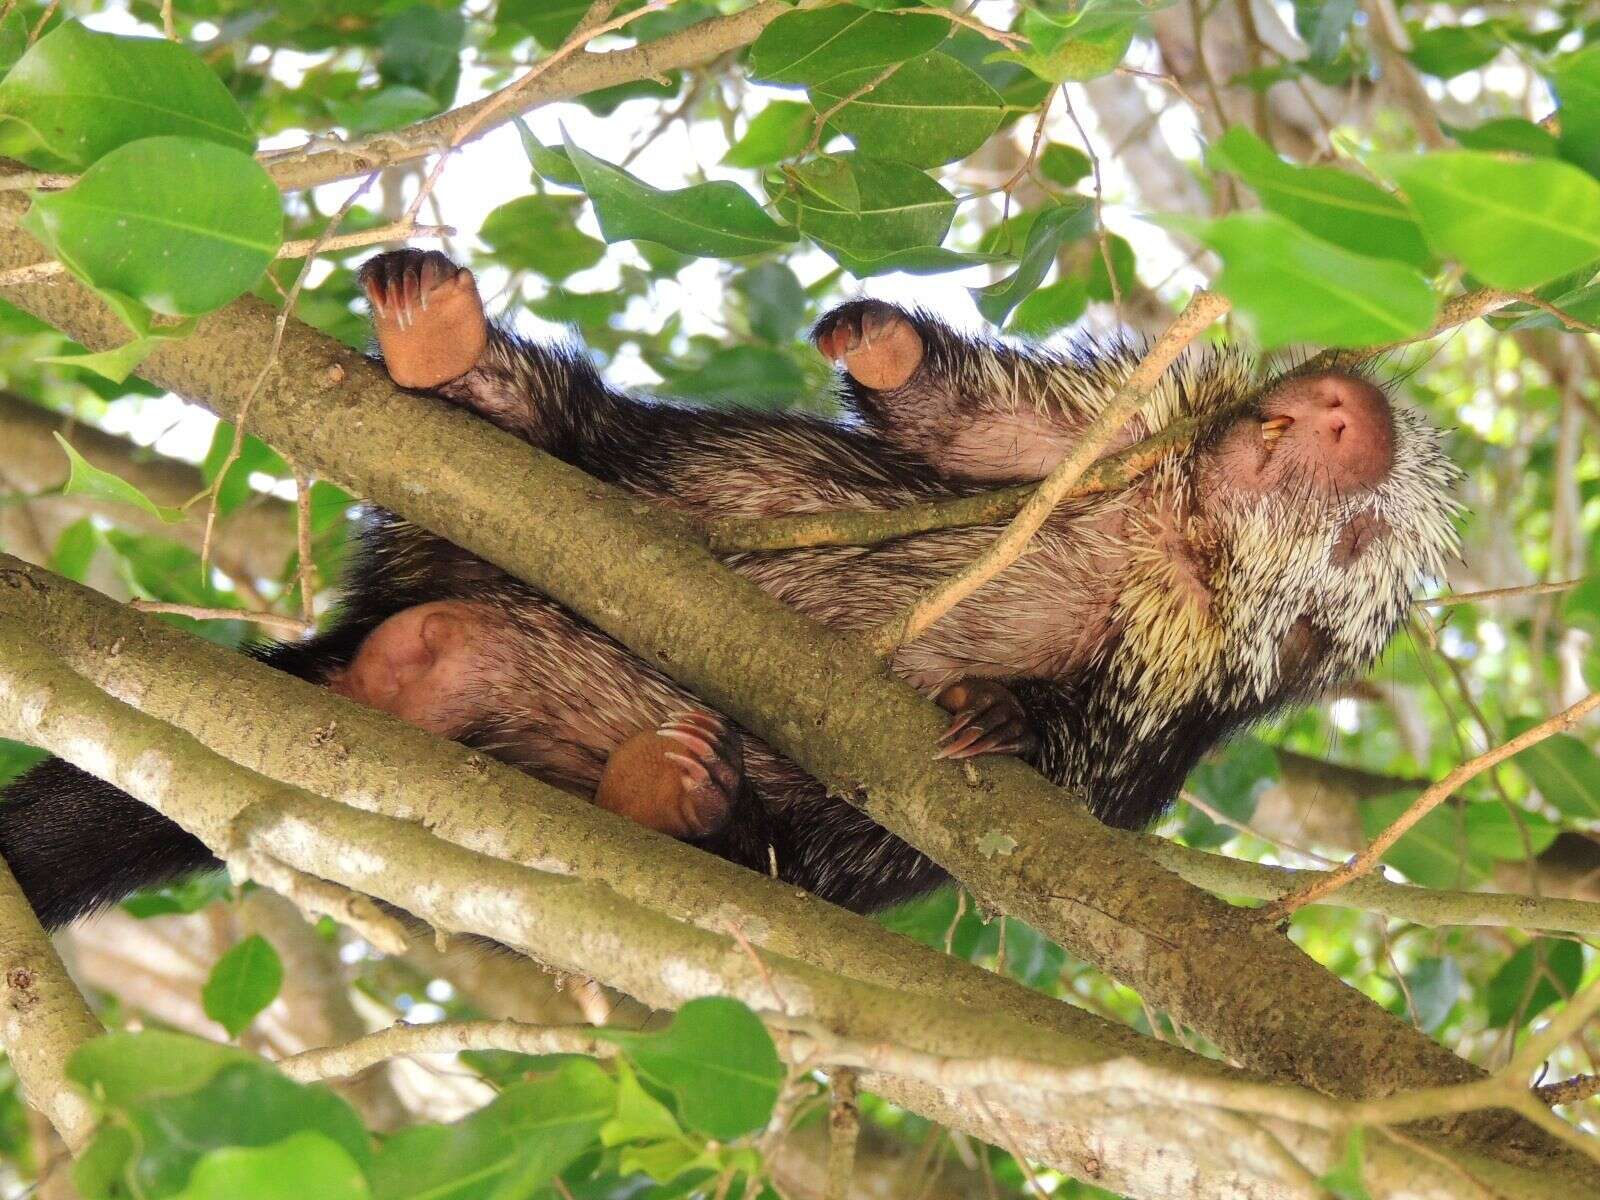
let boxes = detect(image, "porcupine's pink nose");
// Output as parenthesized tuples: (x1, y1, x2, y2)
(1262, 371, 1394, 491)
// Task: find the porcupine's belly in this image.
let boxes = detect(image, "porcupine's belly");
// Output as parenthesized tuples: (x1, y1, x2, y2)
(461, 588, 945, 907)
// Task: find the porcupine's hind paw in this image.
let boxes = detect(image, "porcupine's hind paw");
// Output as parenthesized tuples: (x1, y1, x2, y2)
(814, 299, 925, 391)
(933, 679, 1039, 761)
(360, 248, 488, 390)
(595, 710, 744, 838)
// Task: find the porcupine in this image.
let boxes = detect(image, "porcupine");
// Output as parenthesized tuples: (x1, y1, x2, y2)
(0, 247, 1459, 924)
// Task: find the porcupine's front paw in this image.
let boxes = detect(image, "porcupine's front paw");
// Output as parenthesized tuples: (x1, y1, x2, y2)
(813, 299, 925, 391)
(933, 679, 1039, 761)
(595, 710, 744, 838)
(359, 249, 488, 390)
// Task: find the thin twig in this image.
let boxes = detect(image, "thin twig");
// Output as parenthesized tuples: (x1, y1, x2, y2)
(823, 1068, 860, 1200)
(1536, 1073, 1600, 1107)
(162, 0, 176, 40)
(1059, 85, 1120, 311)
(872, 291, 1230, 655)
(1417, 579, 1584, 609)
(1263, 690, 1600, 920)
(196, 173, 382, 579)
(130, 600, 312, 638)
(1514, 291, 1600, 336)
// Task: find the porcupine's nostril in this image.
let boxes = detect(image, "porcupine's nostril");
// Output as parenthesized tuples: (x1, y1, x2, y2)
(1264, 371, 1393, 491)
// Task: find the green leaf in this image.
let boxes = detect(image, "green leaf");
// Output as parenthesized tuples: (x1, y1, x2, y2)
(1375, 152, 1600, 290)
(1504, 716, 1600, 821)
(1548, 44, 1600, 178)
(24, 136, 282, 319)
(0, 21, 254, 170)
(0, 737, 47, 787)
(600, 1060, 683, 1146)
(1038, 142, 1091, 187)
(69, 1031, 253, 1106)
(748, 4, 950, 86)
(513, 117, 582, 187)
(1007, 276, 1087, 336)
(172, 1132, 370, 1200)
(1404, 23, 1500, 79)
(1354, 793, 1548, 889)
(987, 3, 1152, 84)
(734, 261, 808, 343)
(770, 153, 956, 275)
(1404, 957, 1462, 1033)
(481, 195, 606, 280)
(663, 346, 807, 409)
(202, 934, 284, 1039)
(53, 432, 183, 524)
(326, 86, 439, 136)
(1161, 211, 1437, 348)
(970, 200, 1093, 323)
(122, 875, 234, 920)
(1445, 117, 1559, 159)
(378, 5, 464, 103)
(597, 997, 782, 1140)
(1207, 126, 1430, 267)
(37, 336, 161, 383)
(370, 1059, 615, 1200)
(722, 100, 813, 169)
(563, 134, 796, 259)
(202, 423, 288, 519)
(1486, 938, 1583, 1028)
(49, 518, 99, 583)
(810, 53, 1003, 168)
(1318, 1127, 1371, 1200)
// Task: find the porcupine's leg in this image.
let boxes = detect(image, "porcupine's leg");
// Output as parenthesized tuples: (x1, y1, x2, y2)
(360, 248, 613, 452)
(813, 299, 1111, 484)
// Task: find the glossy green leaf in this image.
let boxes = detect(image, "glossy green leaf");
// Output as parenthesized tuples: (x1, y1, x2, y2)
(326, 86, 439, 136)
(810, 53, 1003, 168)
(0, 21, 254, 170)
(481, 195, 606, 280)
(49, 517, 99, 583)
(172, 1132, 370, 1200)
(1505, 716, 1600, 821)
(1007, 276, 1088, 335)
(597, 997, 781, 1140)
(1404, 23, 1500, 78)
(563, 134, 796, 258)
(770, 153, 956, 275)
(53, 433, 183, 524)
(1486, 938, 1583, 1028)
(734, 261, 808, 343)
(202, 934, 284, 1038)
(748, 4, 949, 85)
(0, 737, 46, 787)
(514, 117, 581, 186)
(370, 1059, 615, 1200)
(378, 5, 463, 103)
(1207, 126, 1430, 267)
(1162, 211, 1437, 347)
(1376, 152, 1600, 290)
(600, 1060, 683, 1146)
(1318, 1128, 1371, 1200)
(664, 346, 807, 409)
(1548, 43, 1600, 178)
(970, 200, 1093, 323)
(722, 100, 813, 169)
(24, 136, 282, 318)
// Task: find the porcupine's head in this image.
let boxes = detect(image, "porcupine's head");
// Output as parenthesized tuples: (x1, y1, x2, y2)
(1048, 344, 1460, 828)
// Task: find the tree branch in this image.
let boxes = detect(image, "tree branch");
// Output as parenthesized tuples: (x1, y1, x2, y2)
(0, 767, 101, 1152)
(0, 236, 1583, 1173)
(257, 1, 796, 193)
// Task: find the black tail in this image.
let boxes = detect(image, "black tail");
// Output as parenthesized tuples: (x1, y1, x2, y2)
(0, 620, 381, 931)
(0, 757, 217, 929)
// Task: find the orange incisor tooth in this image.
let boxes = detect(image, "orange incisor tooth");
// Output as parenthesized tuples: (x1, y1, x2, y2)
(1261, 416, 1294, 442)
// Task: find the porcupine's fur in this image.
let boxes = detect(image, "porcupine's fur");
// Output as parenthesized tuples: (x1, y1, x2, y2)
(0, 261, 1460, 922)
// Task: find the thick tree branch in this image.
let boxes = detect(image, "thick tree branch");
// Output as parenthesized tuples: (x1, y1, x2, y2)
(0, 788, 100, 1152)
(0, 238, 1583, 1172)
(4, 626, 1555, 1198)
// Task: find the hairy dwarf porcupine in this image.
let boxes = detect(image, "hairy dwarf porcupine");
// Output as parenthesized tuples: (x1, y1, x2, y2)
(0, 248, 1459, 920)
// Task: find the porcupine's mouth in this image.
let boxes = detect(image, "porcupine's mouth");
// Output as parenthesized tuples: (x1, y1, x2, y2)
(1208, 370, 1396, 498)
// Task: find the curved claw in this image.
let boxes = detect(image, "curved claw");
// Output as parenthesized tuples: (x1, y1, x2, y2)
(932, 679, 1039, 762)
